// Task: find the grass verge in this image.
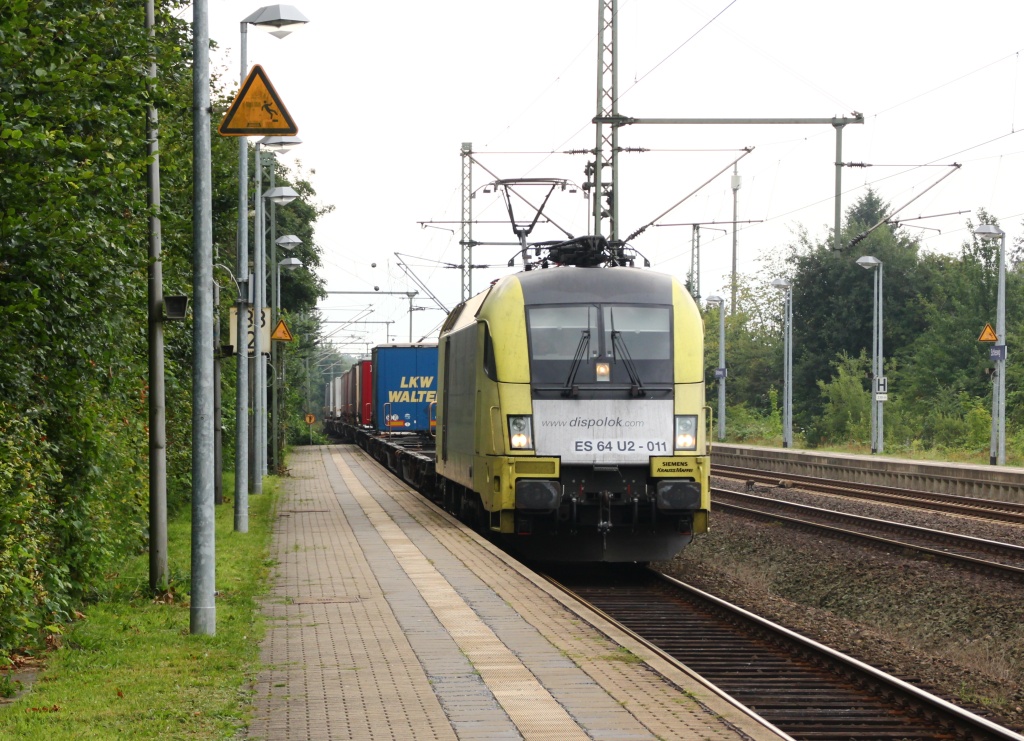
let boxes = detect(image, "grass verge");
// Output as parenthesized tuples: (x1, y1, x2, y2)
(0, 479, 280, 739)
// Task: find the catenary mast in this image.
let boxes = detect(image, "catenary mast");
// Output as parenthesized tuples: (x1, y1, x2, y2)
(591, 0, 619, 242)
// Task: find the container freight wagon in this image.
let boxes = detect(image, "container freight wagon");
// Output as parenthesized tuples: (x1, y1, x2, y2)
(354, 359, 373, 426)
(371, 344, 438, 434)
(343, 365, 357, 422)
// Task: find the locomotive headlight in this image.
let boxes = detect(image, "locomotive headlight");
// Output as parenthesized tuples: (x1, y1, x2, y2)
(595, 362, 611, 382)
(508, 415, 534, 450)
(674, 415, 698, 451)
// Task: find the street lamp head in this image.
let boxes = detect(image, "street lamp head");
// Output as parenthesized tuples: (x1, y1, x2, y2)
(242, 4, 309, 38)
(856, 255, 881, 270)
(974, 223, 1005, 241)
(276, 234, 302, 249)
(163, 295, 189, 321)
(263, 185, 299, 205)
(705, 295, 724, 307)
(259, 135, 302, 153)
(770, 278, 792, 290)
(279, 257, 303, 270)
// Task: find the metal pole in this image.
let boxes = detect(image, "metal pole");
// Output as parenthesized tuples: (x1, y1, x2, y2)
(213, 282, 222, 506)
(270, 160, 279, 474)
(868, 266, 879, 454)
(258, 167, 269, 478)
(190, 0, 216, 636)
(781, 289, 787, 447)
(785, 286, 793, 448)
(868, 269, 877, 453)
(997, 233, 1006, 465)
(274, 260, 282, 466)
(779, 287, 792, 448)
(834, 123, 844, 249)
(146, 0, 168, 593)
(876, 263, 884, 454)
(717, 306, 725, 441)
(234, 21, 249, 533)
(694, 226, 701, 300)
(730, 164, 740, 314)
(253, 143, 264, 492)
(460, 143, 473, 302)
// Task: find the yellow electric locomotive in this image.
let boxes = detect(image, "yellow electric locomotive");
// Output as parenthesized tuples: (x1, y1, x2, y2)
(436, 238, 710, 562)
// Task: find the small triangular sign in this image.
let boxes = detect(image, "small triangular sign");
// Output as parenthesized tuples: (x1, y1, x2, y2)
(271, 319, 293, 342)
(979, 323, 998, 342)
(218, 64, 298, 136)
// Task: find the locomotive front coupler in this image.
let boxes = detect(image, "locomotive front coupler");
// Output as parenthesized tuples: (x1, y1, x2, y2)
(597, 490, 613, 536)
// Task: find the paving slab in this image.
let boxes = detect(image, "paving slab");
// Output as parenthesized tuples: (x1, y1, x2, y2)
(246, 445, 791, 741)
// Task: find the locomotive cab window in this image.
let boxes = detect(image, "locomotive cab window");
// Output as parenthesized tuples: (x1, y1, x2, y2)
(603, 306, 670, 360)
(528, 306, 597, 361)
(527, 304, 672, 389)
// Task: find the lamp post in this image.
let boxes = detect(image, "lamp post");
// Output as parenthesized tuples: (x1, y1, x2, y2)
(770, 279, 793, 448)
(191, 0, 215, 636)
(974, 224, 1007, 465)
(276, 257, 303, 309)
(270, 234, 301, 470)
(706, 295, 726, 441)
(856, 256, 884, 454)
(272, 255, 302, 467)
(260, 135, 302, 475)
(234, 3, 307, 532)
(145, 0, 168, 592)
(256, 181, 299, 480)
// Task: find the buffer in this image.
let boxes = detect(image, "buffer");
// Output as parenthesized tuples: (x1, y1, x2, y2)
(219, 65, 298, 136)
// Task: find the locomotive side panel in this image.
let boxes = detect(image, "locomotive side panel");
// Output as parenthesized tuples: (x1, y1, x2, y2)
(437, 325, 478, 489)
(670, 279, 711, 532)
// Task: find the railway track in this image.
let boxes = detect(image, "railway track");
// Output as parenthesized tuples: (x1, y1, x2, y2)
(713, 488, 1024, 581)
(714, 464, 1024, 525)
(547, 566, 1023, 741)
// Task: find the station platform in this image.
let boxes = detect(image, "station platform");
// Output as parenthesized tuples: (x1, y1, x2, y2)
(246, 445, 790, 740)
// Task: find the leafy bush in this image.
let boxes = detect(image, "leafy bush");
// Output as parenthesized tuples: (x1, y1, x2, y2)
(0, 408, 62, 656)
(722, 396, 782, 443)
(814, 352, 870, 446)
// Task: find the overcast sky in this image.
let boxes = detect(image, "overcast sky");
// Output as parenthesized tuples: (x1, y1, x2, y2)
(198, 1, 1024, 350)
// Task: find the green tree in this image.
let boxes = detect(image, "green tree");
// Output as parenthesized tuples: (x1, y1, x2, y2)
(0, 0, 332, 655)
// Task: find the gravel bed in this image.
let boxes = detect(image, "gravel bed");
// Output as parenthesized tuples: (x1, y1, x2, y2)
(653, 476, 1024, 734)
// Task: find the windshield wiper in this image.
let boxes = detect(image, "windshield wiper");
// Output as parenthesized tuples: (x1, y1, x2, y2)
(610, 329, 646, 397)
(561, 330, 590, 398)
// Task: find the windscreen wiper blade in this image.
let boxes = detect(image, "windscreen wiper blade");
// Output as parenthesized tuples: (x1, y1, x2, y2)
(611, 331, 645, 397)
(561, 330, 590, 398)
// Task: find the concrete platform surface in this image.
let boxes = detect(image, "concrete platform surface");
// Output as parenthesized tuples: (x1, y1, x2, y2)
(245, 445, 790, 740)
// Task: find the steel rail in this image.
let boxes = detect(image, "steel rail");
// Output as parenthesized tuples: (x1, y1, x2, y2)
(714, 488, 1024, 562)
(713, 496, 1024, 582)
(548, 567, 1024, 741)
(713, 464, 1024, 524)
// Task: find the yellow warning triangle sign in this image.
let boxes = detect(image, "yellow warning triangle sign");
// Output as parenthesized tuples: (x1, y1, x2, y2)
(271, 319, 294, 342)
(979, 323, 998, 342)
(218, 65, 298, 136)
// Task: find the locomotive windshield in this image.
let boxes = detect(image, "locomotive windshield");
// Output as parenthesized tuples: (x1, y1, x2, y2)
(527, 304, 672, 391)
(604, 306, 670, 360)
(529, 306, 598, 360)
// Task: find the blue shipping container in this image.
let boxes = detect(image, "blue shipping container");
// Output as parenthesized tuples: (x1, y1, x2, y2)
(371, 344, 438, 433)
